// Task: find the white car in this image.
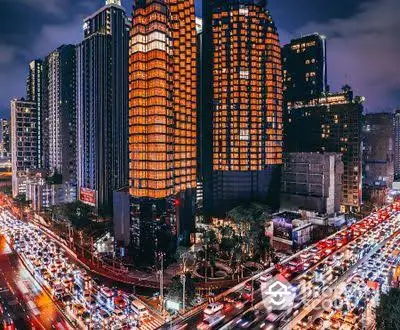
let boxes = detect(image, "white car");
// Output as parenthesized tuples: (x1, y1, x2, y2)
(204, 303, 223, 315)
(259, 274, 273, 283)
(197, 313, 225, 330)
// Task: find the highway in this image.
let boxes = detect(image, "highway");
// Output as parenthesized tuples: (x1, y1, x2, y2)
(0, 209, 164, 330)
(0, 236, 70, 329)
(166, 202, 400, 330)
(288, 229, 400, 330)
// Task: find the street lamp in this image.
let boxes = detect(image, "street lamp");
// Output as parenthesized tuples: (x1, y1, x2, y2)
(157, 251, 165, 311)
(180, 273, 186, 313)
(179, 250, 194, 313)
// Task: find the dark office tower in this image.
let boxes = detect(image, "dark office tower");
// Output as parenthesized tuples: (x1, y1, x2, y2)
(362, 113, 394, 187)
(26, 60, 43, 167)
(202, 0, 283, 216)
(42, 45, 76, 184)
(285, 87, 363, 212)
(394, 109, 400, 180)
(129, 0, 197, 259)
(282, 33, 327, 104)
(76, 0, 129, 213)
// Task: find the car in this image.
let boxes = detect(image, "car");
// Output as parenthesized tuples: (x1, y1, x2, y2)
(224, 292, 241, 303)
(311, 317, 324, 329)
(2, 317, 15, 330)
(204, 302, 224, 316)
(197, 313, 225, 330)
(321, 310, 334, 320)
(234, 299, 245, 310)
(236, 310, 260, 328)
(259, 274, 273, 283)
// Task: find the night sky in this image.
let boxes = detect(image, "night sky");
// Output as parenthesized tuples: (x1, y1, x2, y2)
(0, 0, 399, 118)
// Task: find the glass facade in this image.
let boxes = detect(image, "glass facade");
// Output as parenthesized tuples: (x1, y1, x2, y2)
(129, 0, 197, 255)
(282, 33, 327, 104)
(129, 0, 197, 199)
(202, 0, 283, 215)
(76, 2, 129, 212)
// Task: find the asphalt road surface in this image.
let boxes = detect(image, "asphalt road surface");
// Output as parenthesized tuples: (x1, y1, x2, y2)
(0, 236, 70, 329)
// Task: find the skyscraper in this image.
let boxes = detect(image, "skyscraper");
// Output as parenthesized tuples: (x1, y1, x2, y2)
(394, 109, 400, 180)
(362, 113, 394, 187)
(0, 119, 11, 158)
(26, 60, 43, 167)
(76, 0, 129, 212)
(282, 33, 327, 104)
(202, 0, 283, 216)
(129, 0, 197, 259)
(10, 99, 38, 197)
(43, 45, 76, 184)
(285, 88, 363, 212)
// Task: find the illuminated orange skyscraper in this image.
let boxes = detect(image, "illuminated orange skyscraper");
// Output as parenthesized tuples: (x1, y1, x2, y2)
(129, 0, 197, 259)
(202, 0, 283, 216)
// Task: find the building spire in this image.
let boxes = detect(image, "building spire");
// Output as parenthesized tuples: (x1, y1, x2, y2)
(106, 0, 121, 6)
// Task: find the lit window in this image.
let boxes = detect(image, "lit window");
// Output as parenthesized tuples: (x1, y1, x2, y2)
(240, 129, 250, 141)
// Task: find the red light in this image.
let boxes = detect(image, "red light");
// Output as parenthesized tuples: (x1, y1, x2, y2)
(174, 199, 180, 206)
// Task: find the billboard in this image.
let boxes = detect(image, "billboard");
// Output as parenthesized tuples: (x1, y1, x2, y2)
(273, 216, 293, 244)
(79, 187, 96, 207)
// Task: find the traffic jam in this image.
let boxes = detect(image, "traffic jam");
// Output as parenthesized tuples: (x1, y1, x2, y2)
(192, 202, 400, 330)
(0, 210, 162, 330)
(294, 223, 400, 329)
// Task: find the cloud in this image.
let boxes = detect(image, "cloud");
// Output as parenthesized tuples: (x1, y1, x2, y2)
(293, 0, 400, 111)
(0, 45, 17, 65)
(0, 0, 103, 117)
(32, 18, 85, 57)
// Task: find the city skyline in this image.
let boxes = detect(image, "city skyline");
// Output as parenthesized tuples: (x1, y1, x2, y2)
(2, 0, 400, 329)
(1, 0, 400, 117)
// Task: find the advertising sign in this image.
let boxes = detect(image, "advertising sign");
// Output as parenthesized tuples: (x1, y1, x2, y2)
(79, 187, 96, 207)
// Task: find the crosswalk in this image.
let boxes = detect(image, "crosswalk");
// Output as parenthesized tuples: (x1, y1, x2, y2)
(140, 317, 164, 330)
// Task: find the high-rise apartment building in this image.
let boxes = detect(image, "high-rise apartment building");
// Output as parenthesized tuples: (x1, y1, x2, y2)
(285, 88, 363, 212)
(129, 0, 197, 259)
(394, 109, 400, 180)
(362, 113, 394, 187)
(10, 99, 38, 197)
(76, 0, 129, 212)
(202, 0, 283, 216)
(0, 119, 11, 158)
(282, 34, 327, 104)
(26, 60, 43, 167)
(43, 45, 77, 184)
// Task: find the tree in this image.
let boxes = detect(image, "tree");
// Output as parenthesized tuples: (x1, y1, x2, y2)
(51, 201, 93, 229)
(175, 246, 196, 271)
(166, 274, 196, 308)
(0, 185, 12, 196)
(376, 288, 400, 330)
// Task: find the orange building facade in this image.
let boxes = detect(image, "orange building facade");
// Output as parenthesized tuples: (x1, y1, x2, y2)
(202, 0, 283, 216)
(128, 0, 197, 257)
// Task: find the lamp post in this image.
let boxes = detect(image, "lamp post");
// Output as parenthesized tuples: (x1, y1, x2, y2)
(179, 250, 193, 313)
(157, 252, 165, 311)
(180, 273, 186, 313)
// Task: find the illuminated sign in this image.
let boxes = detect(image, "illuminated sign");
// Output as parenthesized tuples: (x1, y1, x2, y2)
(79, 187, 96, 207)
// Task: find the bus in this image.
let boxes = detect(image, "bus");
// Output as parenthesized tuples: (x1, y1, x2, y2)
(131, 299, 149, 319)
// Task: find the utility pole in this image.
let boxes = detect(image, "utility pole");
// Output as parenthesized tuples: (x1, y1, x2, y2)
(160, 253, 164, 311)
(181, 273, 186, 313)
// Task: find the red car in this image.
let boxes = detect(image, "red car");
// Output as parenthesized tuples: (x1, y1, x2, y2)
(3, 318, 15, 330)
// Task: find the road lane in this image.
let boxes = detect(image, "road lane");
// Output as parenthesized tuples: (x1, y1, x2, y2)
(0, 236, 71, 329)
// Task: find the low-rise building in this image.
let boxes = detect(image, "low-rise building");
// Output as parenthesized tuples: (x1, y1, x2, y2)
(271, 211, 313, 251)
(281, 152, 343, 215)
(25, 177, 76, 211)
